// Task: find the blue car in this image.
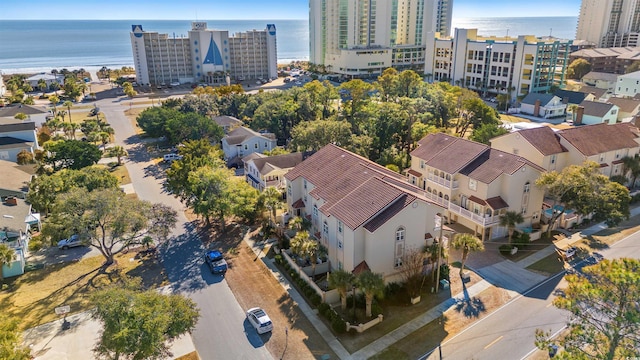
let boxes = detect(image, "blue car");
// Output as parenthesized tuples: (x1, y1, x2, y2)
(205, 250, 228, 274)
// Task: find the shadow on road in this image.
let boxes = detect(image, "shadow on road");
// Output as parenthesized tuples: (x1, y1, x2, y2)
(243, 319, 269, 348)
(158, 221, 209, 293)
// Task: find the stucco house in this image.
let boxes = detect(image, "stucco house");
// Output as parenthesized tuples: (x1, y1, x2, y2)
(615, 70, 640, 97)
(0, 120, 39, 162)
(284, 144, 444, 283)
(491, 123, 640, 181)
(607, 97, 640, 122)
(24, 73, 64, 88)
(520, 93, 566, 119)
(243, 152, 306, 191)
(221, 126, 277, 167)
(408, 133, 546, 241)
(575, 100, 619, 125)
(582, 71, 617, 90)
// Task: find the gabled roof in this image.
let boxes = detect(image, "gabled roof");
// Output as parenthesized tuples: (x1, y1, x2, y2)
(486, 196, 509, 210)
(583, 71, 618, 82)
(521, 93, 557, 106)
(554, 89, 589, 105)
(411, 133, 488, 174)
(352, 261, 371, 275)
(607, 97, 640, 114)
(223, 126, 275, 145)
(557, 123, 639, 156)
(571, 47, 639, 58)
(579, 100, 616, 117)
(286, 144, 439, 231)
(619, 70, 640, 80)
(363, 194, 415, 232)
(459, 148, 544, 184)
(213, 115, 243, 127)
(0, 105, 47, 118)
(0, 121, 36, 133)
(579, 86, 607, 99)
(508, 126, 567, 156)
(0, 159, 33, 192)
(249, 152, 305, 176)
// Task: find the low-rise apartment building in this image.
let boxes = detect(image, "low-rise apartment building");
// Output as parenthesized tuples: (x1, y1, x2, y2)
(243, 152, 305, 191)
(285, 144, 444, 283)
(425, 29, 572, 99)
(408, 133, 546, 241)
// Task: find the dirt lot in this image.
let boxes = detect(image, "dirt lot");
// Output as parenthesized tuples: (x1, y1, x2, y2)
(202, 223, 337, 360)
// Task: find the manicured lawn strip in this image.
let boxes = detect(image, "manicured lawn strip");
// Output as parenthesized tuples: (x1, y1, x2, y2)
(526, 253, 565, 276)
(107, 164, 132, 185)
(0, 250, 167, 330)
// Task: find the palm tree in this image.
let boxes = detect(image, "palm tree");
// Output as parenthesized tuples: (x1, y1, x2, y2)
(260, 187, 282, 225)
(288, 216, 303, 231)
(622, 156, 640, 189)
(304, 241, 326, 277)
(107, 145, 128, 166)
(63, 100, 73, 123)
(48, 95, 60, 117)
(357, 271, 385, 317)
(98, 131, 111, 152)
(567, 104, 579, 122)
(500, 211, 524, 244)
(450, 233, 485, 276)
(328, 269, 355, 311)
(37, 78, 48, 95)
(289, 230, 309, 257)
(0, 244, 16, 283)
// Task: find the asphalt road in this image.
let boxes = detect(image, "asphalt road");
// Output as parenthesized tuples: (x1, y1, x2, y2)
(421, 230, 640, 360)
(99, 96, 272, 360)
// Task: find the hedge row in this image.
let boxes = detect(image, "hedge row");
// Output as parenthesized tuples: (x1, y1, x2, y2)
(275, 254, 347, 333)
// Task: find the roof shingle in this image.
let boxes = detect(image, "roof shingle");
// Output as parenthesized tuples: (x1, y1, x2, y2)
(557, 123, 639, 156)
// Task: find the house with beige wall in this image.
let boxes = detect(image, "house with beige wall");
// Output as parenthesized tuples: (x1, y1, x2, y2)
(243, 152, 305, 191)
(491, 123, 640, 183)
(408, 133, 546, 241)
(575, 100, 619, 125)
(284, 144, 445, 283)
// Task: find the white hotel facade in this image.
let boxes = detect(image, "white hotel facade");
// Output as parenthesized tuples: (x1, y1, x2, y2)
(130, 22, 277, 86)
(576, 0, 640, 48)
(425, 29, 572, 99)
(309, 0, 454, 77)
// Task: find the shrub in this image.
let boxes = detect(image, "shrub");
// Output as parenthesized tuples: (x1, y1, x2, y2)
(371, 303, 383, 317)
(499, 244, 514, 255)
(439, 264, 450, 281)
(28, 235, 45, 252)
(384, 282, 403, 297)
(331, 317, 347, 333)
(274, 254, 283, 265)
(318, 302, 330, 317)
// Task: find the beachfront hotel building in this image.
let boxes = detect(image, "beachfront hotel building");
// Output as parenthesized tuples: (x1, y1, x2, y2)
(130, 22, 277, 86)
(576, 0, 640, 47)
(425, 29, 572, 99)
(309, 0, 454, 77)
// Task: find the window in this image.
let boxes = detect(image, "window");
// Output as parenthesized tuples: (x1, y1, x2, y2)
(338, 221, 343, 233)
(394, 232, 405, 268)
(287, 185, 292, 197)
(396, 227, 405, 242)
(599, 153, 606, 162)
(338, 240, 343, 249)
(254, 143, 258, 149)
(313, 205, 318, 218)
(524, 182, 530, 193)
(469, 179, 477, 191)
(323, 221, 329, 236)
(420, 160, 425, 169)
(264, 142, 268, 148)
(304, 179, 307, 189)
(244, 144, 248, 150)
(550, 154, 556, 164)
(521, 207, 527, 215)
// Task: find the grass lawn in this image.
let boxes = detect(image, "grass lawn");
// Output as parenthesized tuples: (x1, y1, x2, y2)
(579, 213, 640, 249)
(109, 163, 132, 185)
(0, 250, 167, 330)
(526, 253, 565, 275)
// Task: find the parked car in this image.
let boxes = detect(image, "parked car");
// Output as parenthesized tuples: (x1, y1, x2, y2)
(246, 307, 273, 334)
(163, 153, 183, 163)
(58, 234, 82, 250)
(89, 107, 100, 116)
(563, 247, 577, 261)
(170, 81, 180, 87)
(204, 250, 228, 274)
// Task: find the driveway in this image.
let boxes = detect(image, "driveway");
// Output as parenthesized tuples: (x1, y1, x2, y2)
(453, 240, 547, 294)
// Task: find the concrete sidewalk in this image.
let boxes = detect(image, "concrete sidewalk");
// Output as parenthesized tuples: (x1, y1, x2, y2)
(23, 310, 196, 360)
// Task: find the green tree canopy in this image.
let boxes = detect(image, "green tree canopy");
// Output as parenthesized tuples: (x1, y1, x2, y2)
(290, 119, 353, 152)
(0, 314, 31, 360)
(567, 58, 592, 80)
(329, 269, 355, 311)
(536, 161, 630, 236)
(536, 258, 640, 359)
(92, 279, 199, 360)
(43, 139, 102, 171)
(45, 188, 178, 265)
(357, 270, 385, 317)
(136, 107, 181, 138)
(469, 122, 509, 144)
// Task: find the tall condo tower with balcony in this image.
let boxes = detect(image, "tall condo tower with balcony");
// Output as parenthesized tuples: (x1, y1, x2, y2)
(576, 0, 640, 47)
(309, 0, 453, 77)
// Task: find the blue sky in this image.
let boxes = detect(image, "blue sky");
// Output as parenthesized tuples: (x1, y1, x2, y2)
(2, 0, 581, 20)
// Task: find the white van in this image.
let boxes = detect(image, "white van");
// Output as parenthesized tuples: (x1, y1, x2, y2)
(163, 153, 183, 162)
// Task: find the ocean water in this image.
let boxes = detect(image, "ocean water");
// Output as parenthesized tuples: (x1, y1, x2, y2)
(0, 17, 578, 74)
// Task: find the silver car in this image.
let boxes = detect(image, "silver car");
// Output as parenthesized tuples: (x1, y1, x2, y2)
(246, 307, 273, 334)
(57, 234, 82, 250)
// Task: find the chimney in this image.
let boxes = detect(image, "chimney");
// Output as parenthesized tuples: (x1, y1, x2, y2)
(534, 99, 541, 117)
(562, 97, 569, 104)
(576, 106, 585, 125)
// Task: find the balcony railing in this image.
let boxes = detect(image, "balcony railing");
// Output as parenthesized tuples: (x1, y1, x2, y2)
(427, 174, 459, 189)
(424, 192, 501, 227)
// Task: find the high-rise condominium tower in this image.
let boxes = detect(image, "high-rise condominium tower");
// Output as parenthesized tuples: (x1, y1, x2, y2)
(309, 0, 453, 77)
(576, 0, 640, 47)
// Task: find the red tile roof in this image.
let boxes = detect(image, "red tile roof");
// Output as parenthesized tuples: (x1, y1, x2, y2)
(505, 126, 567, 156)
(407, 169, 422, 177)
(352, 261, 371, 275)
(557, 123, 639, 156)
(460, 148, 545, 184)
(411, 133, 488, 174)
(291, 198, 305, 209)
(286, 145, 442, 231)
(468, 195, 486, 206)
(486, 196, 509, 210)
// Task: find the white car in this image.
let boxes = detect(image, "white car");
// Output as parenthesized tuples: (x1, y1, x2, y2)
(163, 153, 183, 163)
(58, 234, 82, 250)
(246, 307, 273, 334)
(170, 81, 180, 87)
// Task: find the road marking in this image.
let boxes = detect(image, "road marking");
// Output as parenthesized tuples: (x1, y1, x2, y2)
(484, 336, 503, 349)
